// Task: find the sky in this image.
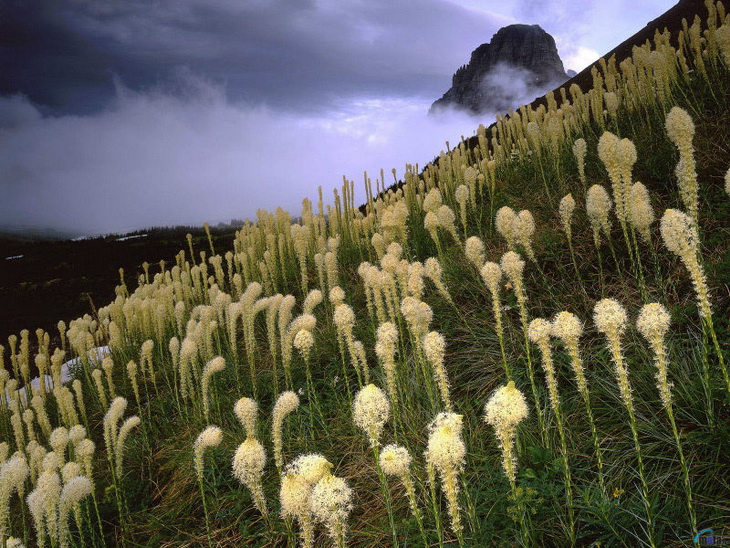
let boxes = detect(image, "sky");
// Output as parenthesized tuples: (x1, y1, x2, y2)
(0, 0, 678, 235)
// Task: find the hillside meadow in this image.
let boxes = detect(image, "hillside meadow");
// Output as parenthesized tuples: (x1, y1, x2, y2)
(1, 2, 730, 547)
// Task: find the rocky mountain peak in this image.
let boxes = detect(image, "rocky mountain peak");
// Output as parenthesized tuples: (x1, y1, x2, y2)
(431, 24, 569, 114)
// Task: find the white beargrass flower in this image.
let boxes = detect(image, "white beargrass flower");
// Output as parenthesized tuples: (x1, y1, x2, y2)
(559, 194, 575, 238)
(58, 476, 92, 548)
(464, 236, 486, 269)
(115, 416, 140, 477)
(310, 472, 353, 547)
(636, 303, 673, 409)
(353, 384, 390, 448)
(201, 356, 225, 422)
(573, 138, 587, 183)
(232, 438, 268, 516)
(629, 182, 655, 243)
(666, 107, 699, 222)
(425, 412, 465, 536)
(194, 426, 223, 483)
(495, 206, 517, 249)
(234, 397, 258, 439)
(272, 391, 300, 471)
(423, 331, 452, 410)
(0, 454, 30, 540)
(586, 184, 612, 247)
(484, 381, 528, 484)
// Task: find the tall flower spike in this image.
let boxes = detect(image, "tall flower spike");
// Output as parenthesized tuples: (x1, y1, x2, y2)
(597, 132, 623, 215)
(194, 426, 223, 484)
(272, 391, 300, 471)
(375, 322, 399, 412)
(559, 194, 575, 239)
(234, 397, 258, 439)
(636, 302, 698, 538)
(423, 331, 452, 411)
(425, 412, 465, 538)
(666, 107, 699, 223)
(201, 356, 225, 422)
(515, 210, 536, 262)
(379, 443, 424, 538)
(495, 206, 517, 249)
(455, 185, 470, 237)
(586, 184, 612, 247)
(528, 317, 576, 543)
(484, 381, 528, 485)
(0, 454, 30, 542)
(281, 471, 316, 548)
(464, 236, 486, 270)
(232, 438, 268, 516)
(481, 261, 510, 378)
(573, 138, 587, 184)
(629, 182, 655, 243)
(636, 304, 672, 408)
(310, 471, 353, 548)
(424, 257, 452, 303)
(660, 209, 710, 319)
(58, 476, 92, 548)
(115, 416, 140, 477)
(353, 384, 390, 448)
(594, 298, 656, 546)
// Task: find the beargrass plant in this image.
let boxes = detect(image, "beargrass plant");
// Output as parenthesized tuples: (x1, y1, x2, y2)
(1, 5, 730, 546)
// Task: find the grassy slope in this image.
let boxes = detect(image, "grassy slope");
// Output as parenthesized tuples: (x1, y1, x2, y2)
(115, 22, 729, 548)
(3, 2, 730, 548)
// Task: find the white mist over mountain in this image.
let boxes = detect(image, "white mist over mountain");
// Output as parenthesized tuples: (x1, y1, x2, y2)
(0, 79, 488, 235)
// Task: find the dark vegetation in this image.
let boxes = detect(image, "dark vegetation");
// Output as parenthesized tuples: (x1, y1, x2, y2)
(0, 226, 238, 352)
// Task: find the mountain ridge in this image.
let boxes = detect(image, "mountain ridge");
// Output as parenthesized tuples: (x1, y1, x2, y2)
(431, 24, 569, 114)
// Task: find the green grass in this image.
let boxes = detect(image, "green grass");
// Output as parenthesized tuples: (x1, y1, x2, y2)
(3, 7, 730, 548)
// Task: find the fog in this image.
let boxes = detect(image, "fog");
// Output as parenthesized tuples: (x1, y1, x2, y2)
(1, 76, 492, 235)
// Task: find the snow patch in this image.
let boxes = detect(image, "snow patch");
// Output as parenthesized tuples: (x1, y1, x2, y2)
(5, 346, 110, 403)
(116, 233, 148, 242)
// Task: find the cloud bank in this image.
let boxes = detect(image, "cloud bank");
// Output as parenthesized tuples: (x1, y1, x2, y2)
(0, 78, 486, 235)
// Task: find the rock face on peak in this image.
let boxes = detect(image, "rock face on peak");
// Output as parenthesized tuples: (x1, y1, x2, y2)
(431, 24, 569, 114)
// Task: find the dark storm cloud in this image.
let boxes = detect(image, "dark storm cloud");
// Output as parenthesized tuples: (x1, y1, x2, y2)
(1, 0, 508, 114)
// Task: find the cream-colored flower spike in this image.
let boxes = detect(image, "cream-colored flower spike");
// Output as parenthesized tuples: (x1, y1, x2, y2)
(559, 194, 575, 238)
(310, 471, 353, 548)
(232, 438, 268, 516)
(666, 107, 699, 223)
(636, 303, 672, 408)
(423, 331, 452, 411)
(272, 391, 300, 471)
(379, 443, 425, 533)
(58, 476, 92, 548)
(194, 426, 223, 484)
(234, 397, 258, 439)
(629, 182, 655, 243)
(515, 210, 536, 261)
(573, 138, 587, 184)
(375, 322, 399, 410)
(484, 381, 528, 485)
(495, 206, 517, 249)
(0, 454, 29, 541)
(586, 184, 612, 247)
(425, 412, 465, 538)
(201, 357, 225, 422)
(660, 209, 710, 319)
(464, 236, 486, 269)
(353, 384, 390, 448)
